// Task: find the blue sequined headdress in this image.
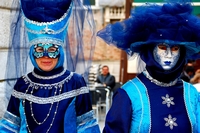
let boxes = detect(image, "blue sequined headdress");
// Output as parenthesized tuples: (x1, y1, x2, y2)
(23, 2, 73, 46)
(5, 0, 95, 106)
(97, 0, 200, 60)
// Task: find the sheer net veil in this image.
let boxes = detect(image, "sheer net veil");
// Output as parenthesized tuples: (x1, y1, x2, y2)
(4, 0, 96, 112)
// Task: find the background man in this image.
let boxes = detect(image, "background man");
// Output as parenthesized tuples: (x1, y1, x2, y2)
(96, 65, 116, 90)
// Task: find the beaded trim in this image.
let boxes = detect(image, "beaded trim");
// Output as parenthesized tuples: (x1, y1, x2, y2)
(23, 72, 73, 89)
(25, 20, 70, 35)
(12, 87, 89, 104)
(30, 38, 64, 46)
(32, 69, 66, 80)
(143, 69, 178, 87)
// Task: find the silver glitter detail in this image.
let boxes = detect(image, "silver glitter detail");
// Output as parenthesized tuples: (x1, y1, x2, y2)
(29, 38, 64, 46)
(23, 2, 73, 37)
(23, 72, 73, 89)
(12, 87, 89, 104)
(164, 114, 178, 130)
(25, 21, 69, 35)
(161, 94, 175, 108)
(143, 69, 178, 87)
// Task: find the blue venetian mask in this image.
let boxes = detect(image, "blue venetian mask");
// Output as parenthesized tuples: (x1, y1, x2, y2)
(153, 43, 180, 70)
(33, 43, 59, 58)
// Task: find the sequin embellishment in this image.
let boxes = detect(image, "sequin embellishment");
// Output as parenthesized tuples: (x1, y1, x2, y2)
(161, 94, 175, 108)
(164, 114, 178, 130)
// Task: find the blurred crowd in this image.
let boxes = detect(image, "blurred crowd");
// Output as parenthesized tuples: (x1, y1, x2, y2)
(180, 60, 200, 92)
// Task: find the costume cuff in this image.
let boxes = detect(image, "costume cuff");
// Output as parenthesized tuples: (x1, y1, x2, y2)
(77, 110, 100, 133)
(0, 111, 20, 133)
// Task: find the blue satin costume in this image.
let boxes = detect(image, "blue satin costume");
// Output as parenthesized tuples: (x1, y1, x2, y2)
(103, 73, 200, 133)
(96, 1, 200, 132)
(0, 0, 100, 132)
(0, 67, 100, 133)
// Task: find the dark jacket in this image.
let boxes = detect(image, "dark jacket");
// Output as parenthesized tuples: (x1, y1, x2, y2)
(96, 73, 116, 90)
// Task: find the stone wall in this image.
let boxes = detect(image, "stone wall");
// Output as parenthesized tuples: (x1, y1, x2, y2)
(0, 1, 11, 79)
(0, 0, 12, 118)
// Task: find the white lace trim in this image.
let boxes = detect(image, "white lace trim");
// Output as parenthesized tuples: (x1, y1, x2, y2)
(32, 69, 66, 80)
(23, 72, 73, 89)
(12, 87, 89, 104)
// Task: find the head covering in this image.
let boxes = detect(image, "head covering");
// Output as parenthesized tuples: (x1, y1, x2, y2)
(5, 0, 95, 106)
(22, 0, 72, 71)
(97, 0, 200, 83)
(97, 0, 200, 60)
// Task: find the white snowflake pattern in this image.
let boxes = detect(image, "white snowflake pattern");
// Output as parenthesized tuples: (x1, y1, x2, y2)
(164, 114, 178, 130)
(161, 94, 175, 107)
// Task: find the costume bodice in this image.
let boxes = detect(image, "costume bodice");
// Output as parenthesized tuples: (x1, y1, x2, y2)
(8, 67, 91, 133)
(139, 73, 191, 132)
(121, 73, 199, 133)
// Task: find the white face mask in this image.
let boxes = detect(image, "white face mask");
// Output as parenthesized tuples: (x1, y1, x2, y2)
(153, 43, 180, 70)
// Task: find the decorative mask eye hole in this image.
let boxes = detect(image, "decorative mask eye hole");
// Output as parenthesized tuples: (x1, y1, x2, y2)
(35, 46, 44, 52)
(171, 46, 179, 51)
(48, 47, 58, 53)
(158, 44, 167, 50)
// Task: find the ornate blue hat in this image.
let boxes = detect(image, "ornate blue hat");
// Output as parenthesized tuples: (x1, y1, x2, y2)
(20, 0, 73, 70)
(22, 0, 73, 46)
(7, 0, 95, 76)
(97, 1, 200, 60)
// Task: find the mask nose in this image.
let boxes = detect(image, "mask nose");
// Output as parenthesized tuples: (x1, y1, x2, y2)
(43, 51, 49, 57)
(166, 48, 172, 58)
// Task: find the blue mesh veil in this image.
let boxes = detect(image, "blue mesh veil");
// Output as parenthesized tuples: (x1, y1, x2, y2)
(5, 0, 96, 108)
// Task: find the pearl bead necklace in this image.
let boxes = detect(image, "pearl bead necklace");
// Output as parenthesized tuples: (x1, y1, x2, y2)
(23, 85, 62, 133)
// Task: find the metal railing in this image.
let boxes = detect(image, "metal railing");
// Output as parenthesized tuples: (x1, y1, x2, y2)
(0, 78, 18, 82)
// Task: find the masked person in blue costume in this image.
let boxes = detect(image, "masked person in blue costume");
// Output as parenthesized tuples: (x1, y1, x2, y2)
(0, 0, 100, 133)
(97, 0, 200, 133)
